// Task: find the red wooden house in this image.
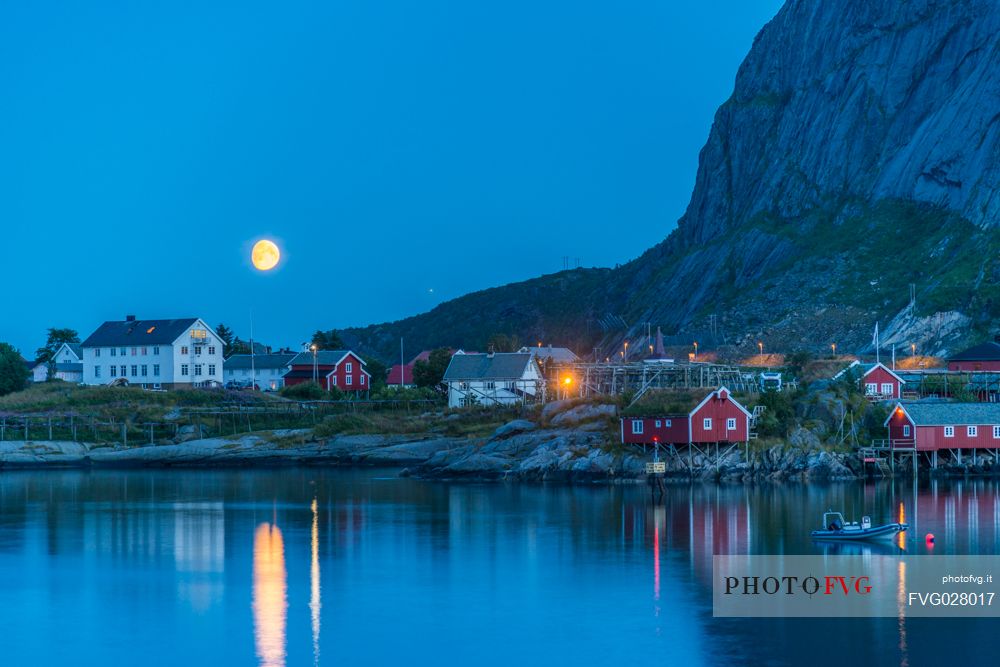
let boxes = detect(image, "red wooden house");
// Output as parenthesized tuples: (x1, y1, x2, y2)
(861, 362, 905, 400)
(621, 387, 752, 446)
(283, 350, 371, 393)
(948, 339, 1000, 371)
(885, 401, 1000, 454)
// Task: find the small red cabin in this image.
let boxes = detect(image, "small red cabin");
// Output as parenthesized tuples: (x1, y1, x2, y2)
(861, 363, 904, 400)
(885, 402, 1000, 451)
(620, 387, 752, 446)
(947, 340, 1000, 372)
(283, 350, 371, 393)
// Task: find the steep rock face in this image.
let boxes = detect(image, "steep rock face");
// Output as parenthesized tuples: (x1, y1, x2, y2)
(682, 0, 1000, 241)
(342, 0, 1000, 359)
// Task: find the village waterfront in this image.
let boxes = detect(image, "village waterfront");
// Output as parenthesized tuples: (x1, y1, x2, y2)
(1, 467, 998, 666)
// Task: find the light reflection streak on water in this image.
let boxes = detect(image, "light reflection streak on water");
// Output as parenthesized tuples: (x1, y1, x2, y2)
(253, 522, 287, 667)
(310, 498, 322, 666)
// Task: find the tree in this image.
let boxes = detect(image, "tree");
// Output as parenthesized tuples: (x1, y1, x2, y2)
(363, 356, 388, 391)
(0, 343, 29, 396)
(486, 333, 520, 353)
(34, 327, 80, 379)
(311, 330, 345, 350)
(413, 348, 452, 389)
(216, 323, 236, 357)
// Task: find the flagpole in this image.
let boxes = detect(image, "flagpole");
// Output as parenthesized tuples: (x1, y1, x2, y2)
(875, 322, 880, 365)
(250, 309, 256, 391)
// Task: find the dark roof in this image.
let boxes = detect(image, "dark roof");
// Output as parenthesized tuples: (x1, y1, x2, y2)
(948, 341, 1000, 362)
(899, 401, 1000, 425)
(283, 369, 331, 379)
(519, 346, 579, 363)
(443, 353, 536, 381)
(224, 353, 295, 370)
(81, 318, 200, 347)
(288, 350, 364, 367)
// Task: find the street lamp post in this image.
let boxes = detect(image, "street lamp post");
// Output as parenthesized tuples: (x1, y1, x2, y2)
(310, 344, 318, 384)
(758, 341, 764, 356)
(831, 343, 836, 357)
(911, 343, 916, 356)
(693, 341, 698, 360)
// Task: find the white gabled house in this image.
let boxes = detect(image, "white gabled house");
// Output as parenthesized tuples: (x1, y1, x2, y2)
(81, 316, 224, 389)
(442, 352, 543, 408)
(31, 342, 84, 383)
(224, 352, 296, 391)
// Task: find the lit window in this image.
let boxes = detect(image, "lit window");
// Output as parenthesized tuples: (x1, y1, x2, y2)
(191, 329, 207, 339)
(703, 418, 712, 430)
(631, 420, 644, 435)
(727, 418, 736, 430)
(944, 426, 954, 438)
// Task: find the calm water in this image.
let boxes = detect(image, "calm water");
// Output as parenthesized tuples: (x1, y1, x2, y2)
(1, 469, 999, 666)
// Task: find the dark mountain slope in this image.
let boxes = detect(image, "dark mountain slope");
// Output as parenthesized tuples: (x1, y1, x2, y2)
(342, 0, 1000, 360)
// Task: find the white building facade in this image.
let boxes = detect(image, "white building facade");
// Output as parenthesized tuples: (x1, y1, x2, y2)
(31, 342, 84, 383)
(223, 353, 295, 391)
(443, 352, 543, 408)
(81, 316, 224, 389)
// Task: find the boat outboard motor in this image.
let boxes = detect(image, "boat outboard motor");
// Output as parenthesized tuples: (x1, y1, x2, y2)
(829, 517, 843, 531)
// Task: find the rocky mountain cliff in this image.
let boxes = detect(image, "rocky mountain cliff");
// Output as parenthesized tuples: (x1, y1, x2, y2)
(343, 0, 1000, 360)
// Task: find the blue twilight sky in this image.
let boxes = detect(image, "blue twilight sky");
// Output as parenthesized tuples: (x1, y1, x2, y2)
(0, 0, 782, 356)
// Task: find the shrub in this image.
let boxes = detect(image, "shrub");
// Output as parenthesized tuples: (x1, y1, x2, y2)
(279, 382, 327, 400)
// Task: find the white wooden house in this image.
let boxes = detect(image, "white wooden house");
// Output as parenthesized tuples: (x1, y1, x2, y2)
(81, 316, 224, 389)
(31, 343, 84, 383)
(443, 352, 543, 407)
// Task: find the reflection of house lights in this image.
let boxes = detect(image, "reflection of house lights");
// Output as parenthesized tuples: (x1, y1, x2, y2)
(253, 523, 287, 667)
(310, 499, 321, 665)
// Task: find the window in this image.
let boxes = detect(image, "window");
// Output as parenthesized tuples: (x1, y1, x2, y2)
(153, 364, 160, 376)
(360, 374, 365, 385)
(181, 346, 189, 355)
(194, 364, 203, 376)
(141, 365, 148, 377)
(153, 347, 159, 355)
(120, 347, 127, 356)
(131, 365, 137, 377)
(881, 383, 893, 396)
(944, 426, 955, 438)
(110, 366, 117, 377)
(703, 418, 712, 430)
(346, 375, 353, 385)
(191, 329, 207, 340)
(95, 348, 101, 358)
(346, 362, 353, 373)
(631, 420, 644, 435)
(902, 425, 911, 437)
(664, 419, 672, 427)
(120, 365, 127, 377)
(485, 381, 496, 390)
(208, 346, 215, 355)
(332, 376, 338, 385)
(968, 426, 978, 437)
(110, 348, 117, 357)
(131, 347, 138, 356)
(95, 366, 101, 378)
(141, 347, 147, 356)
(994, 426, 1000, 439)
(208, 364, 216, 375)
(181, 364, 189, 376)
(194, 346, 202, 355)
(655, 420, 662, 428)
(865, 383, 877, 395)
(727, 418, 737, 430)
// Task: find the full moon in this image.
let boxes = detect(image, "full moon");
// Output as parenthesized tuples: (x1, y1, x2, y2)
(251, 239, 280, 271)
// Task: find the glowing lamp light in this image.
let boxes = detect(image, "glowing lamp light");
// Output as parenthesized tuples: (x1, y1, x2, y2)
(926, 533, 935, 544)
(562, 377, 572, 386)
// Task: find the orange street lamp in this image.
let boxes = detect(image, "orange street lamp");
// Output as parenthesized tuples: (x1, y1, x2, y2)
(693, 341, 699, 358)
(831, 343, 836, 356)
(911, 343, 916, 356)
(758, 341, 763, 355)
